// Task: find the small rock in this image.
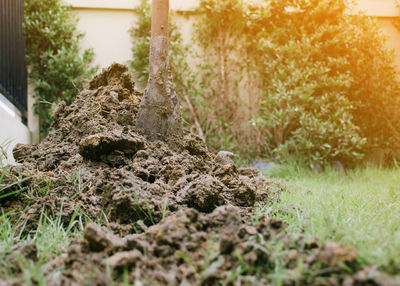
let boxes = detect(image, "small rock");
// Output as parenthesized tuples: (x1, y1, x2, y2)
(103, 250, 142, 269)
(135, 220, 148, 232)
(176, 175, 226, 212)
(245, 225, 258, 235)
(215, 151, 235, 166)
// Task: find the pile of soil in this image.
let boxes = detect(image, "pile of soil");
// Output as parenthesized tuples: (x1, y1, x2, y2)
(0, 64, 396, 285)
(4, 64, 276, 232)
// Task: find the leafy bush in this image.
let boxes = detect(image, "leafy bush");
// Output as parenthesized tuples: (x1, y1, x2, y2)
(246, 0, 369, 166)
(191, 0, 252, 153)
(25, 0, 97, 138)
(249, 0, 400, 166)
(193, 0, 400, 167)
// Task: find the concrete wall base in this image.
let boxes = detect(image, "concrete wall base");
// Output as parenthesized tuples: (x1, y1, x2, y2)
(0, 93, 31, 165)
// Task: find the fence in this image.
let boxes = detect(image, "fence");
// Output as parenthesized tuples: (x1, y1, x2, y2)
(0, 0, 27, 120)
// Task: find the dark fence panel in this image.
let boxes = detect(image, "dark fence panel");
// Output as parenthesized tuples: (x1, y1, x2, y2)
(0, 0, 27, 118)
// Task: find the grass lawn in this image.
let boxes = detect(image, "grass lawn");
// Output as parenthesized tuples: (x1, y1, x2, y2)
(0, 210, 83, 283)
(2, 153, 400, 283)
(267, 164, 400, 279)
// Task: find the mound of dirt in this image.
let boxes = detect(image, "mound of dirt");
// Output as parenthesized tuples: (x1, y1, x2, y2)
(0, 64, 396, 285)
(3, 64, 277, 232)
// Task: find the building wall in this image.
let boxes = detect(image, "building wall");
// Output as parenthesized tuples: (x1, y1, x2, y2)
(68, 0, 400, 71)
(67, 0, 200, 69)
(351, 0, 399, 17)
(351, 0, 400, 70)
(72, 8, 136, 68)
(0, 93, 31, 165)
(377, 18, 400, 71)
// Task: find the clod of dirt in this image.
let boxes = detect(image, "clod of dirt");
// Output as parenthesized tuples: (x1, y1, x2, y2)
(79, 131, 145, 161)
(215, 151, 235, 166)
(343, 267, 399, 286)
(84, 223, 126, 252)
(4, 242, 38, 273)
(314, 241, 358, 267)
(11, 242, 38, 261)
(176, 174, 226, 212)
(89, 63, 135, 92)
(103, 250, 142, 270)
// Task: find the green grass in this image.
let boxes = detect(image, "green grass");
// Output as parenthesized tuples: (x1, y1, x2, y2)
(0, 208, 84, 284)
(0, 147, 84, 283)
(266, 163, 400, 275)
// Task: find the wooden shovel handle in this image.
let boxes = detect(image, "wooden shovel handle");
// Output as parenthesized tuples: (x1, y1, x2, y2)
(151, 0, 169, 37)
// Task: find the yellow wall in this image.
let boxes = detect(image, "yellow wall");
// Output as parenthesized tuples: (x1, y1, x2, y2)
(350, 0, 399, 17)
(377, 18, 400, 71)
(350, 0, 400, 70)
(68, 0, 400, 71)
(72, 8, 136, 68)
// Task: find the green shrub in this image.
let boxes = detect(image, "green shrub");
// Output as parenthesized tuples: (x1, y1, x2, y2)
(342, 15, 400, 147)
(24, 0, 97, 138)
(246, 0, 400, 166)
(191, 0, 250, 153)
(245, 0, 367, 166)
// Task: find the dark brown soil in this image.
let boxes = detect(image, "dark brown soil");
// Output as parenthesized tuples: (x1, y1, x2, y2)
(0, 64, 396, 285)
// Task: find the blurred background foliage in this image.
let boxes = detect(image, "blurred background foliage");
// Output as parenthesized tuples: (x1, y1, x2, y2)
(24, 0, 97, 138)
(131, 0, 400, 168)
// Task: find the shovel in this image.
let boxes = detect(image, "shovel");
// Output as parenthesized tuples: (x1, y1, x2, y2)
(136, 0, 182, 142)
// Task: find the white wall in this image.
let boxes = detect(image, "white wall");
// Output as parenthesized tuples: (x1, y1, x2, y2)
(0, 93, 31, 165)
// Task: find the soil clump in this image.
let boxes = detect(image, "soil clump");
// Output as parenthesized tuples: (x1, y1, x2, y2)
(0, 64, 396, 285)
